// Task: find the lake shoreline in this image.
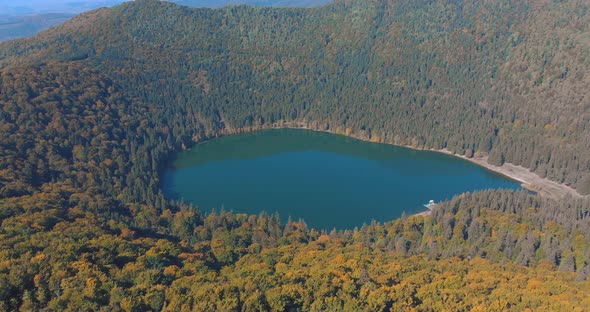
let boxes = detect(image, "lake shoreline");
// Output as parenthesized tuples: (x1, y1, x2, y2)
(287, 127, 580, 198)
(202, 122, 583, 217)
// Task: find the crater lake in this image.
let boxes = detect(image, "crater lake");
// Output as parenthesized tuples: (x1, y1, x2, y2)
(162, 129, 522, 229)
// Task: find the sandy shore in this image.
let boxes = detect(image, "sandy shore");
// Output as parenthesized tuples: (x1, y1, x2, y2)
(413, 207, 434, 217)
(430, 149, 583, 200)
(407, 151, 584, 217)
(409, 151, 585, 217)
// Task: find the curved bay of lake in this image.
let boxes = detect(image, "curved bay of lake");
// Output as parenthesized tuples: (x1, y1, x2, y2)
(162, 129, 521, 230)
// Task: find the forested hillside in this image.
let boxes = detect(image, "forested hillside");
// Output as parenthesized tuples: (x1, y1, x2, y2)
(1, 0, 589, 194)
(0, 1, 332, 43)
(0, 0, 589, 310)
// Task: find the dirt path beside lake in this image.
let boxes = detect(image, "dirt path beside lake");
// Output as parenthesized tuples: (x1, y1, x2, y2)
(433, 149, 582, 200)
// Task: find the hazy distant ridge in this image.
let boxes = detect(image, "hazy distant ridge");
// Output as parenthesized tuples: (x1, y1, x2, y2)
(0, 13, 74, 42)
(0, 0, 332, 42)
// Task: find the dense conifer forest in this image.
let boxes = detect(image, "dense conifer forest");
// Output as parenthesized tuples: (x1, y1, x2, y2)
(0, 0, 589, 310)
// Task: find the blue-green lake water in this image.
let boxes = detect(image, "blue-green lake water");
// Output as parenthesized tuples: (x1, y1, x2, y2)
(162, 129, 521, 230)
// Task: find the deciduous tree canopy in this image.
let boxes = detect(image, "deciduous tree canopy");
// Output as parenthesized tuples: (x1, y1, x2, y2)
(0, 0, 589, 310)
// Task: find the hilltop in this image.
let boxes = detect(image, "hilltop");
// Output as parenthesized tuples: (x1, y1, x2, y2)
(0, 0, 332, 42)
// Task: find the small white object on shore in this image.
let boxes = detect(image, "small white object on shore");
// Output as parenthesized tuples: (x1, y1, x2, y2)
(424, 199, 436, 209)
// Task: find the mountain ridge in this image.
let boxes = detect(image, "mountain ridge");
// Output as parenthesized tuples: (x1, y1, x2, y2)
(0, 0, 333, 42)
(6, 0, 585, 193)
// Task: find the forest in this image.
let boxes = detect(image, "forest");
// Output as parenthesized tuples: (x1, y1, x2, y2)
(0, 0, 589, 310)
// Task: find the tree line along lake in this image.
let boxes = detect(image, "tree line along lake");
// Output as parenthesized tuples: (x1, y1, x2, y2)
(162, 129, 522, 230)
